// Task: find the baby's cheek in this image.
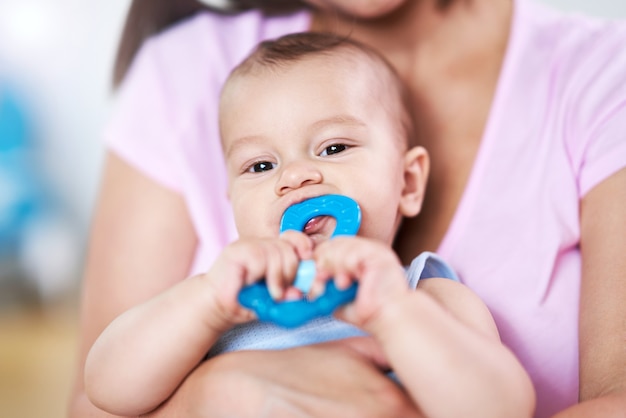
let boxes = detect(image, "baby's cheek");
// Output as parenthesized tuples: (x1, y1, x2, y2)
(238, 216, 278, 240)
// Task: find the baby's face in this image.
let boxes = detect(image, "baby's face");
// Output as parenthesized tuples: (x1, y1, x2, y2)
(221, 54, 409, 245)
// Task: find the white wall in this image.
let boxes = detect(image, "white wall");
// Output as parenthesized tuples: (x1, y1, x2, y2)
(0, 0, 129, 233)
(539, 0, 626, 18)
(0, 0, 129, 298)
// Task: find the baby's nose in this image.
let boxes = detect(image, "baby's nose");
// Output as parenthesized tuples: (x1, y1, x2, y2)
(275, 161, 323, 195)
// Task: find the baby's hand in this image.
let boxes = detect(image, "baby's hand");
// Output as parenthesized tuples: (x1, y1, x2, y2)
(311, 237, 409, 329)
(202, 232, 313, 331)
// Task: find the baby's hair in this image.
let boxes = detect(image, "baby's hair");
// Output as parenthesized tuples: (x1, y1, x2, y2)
(242, 32, 350, 68)
(227, 32, 417, 147)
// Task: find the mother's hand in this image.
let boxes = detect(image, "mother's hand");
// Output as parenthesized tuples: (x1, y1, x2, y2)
(147, 337, 423, 418)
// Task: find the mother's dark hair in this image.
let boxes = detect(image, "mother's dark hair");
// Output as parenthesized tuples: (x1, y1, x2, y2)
(113, 0, 454, 88)
(113, 0, 307, 87)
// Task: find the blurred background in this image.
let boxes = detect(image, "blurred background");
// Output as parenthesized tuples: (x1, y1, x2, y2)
(0, 1, 625, 417)
(0, 1, 128, 417)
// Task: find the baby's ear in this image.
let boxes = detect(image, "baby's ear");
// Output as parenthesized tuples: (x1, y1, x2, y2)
(399, 146, 429, 218)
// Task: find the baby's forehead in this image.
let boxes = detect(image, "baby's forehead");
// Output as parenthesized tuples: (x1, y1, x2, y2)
(225, 49, 393, 100)
(220, 43, 410, 147)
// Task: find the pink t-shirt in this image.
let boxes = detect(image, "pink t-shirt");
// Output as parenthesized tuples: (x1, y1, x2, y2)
(104, 1, 626, 416)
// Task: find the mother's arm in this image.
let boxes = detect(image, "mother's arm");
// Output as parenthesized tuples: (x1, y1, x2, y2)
(68, 152, 420, 418)
(69, 151, 198, 417)
(554, 167, 626, 417)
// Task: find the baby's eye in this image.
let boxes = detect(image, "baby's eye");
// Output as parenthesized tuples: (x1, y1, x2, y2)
(246, 161, 276, 173)
(320, 144, 348, 156)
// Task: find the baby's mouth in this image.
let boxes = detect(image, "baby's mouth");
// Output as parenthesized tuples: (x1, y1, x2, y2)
(303, 216, 337, 243)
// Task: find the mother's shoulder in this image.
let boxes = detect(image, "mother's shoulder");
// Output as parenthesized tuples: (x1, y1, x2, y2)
(149, 9, 311, 73)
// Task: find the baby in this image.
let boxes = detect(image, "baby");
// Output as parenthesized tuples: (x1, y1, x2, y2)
(85, 32, 534, 417)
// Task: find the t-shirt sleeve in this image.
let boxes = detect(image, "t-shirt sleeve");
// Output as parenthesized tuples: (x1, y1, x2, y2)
(568, 23, 626, 197)
(578, 102, 626, 197)
(102, 38, 182, 192)
(405, 252, 460, 290)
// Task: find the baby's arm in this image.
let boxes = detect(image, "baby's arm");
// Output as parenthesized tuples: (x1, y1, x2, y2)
(313, 237, 536, 418)
(84, 233, 311, 416)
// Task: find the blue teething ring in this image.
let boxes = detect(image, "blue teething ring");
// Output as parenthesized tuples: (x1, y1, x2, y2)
(280, 194, 361, 238)
(238, 194, 361, 328)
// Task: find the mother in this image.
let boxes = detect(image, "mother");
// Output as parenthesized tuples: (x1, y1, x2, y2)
(69, 0, 626, 416)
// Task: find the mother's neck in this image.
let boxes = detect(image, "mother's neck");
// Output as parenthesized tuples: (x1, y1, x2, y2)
(311, 0, 513, 80)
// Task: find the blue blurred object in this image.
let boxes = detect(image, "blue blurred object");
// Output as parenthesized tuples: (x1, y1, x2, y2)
(238, 194, 361, 328)
(0, 83, 44, 258)
(0, 80, 80, 301)
(0, 83, 30, 151)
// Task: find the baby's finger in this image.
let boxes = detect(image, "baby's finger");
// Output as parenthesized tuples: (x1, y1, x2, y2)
(235, 243, 272, 285)
(334, 271, 354, 290)
(280, 241, 303, 300)
(314, 237, 363, 275)
(279, 240, 301, 290)
(230, 305, 258, 324)
(280, 230, 314, 259)
(263, 242, 288, 300)
(308, 267, 333, 299)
